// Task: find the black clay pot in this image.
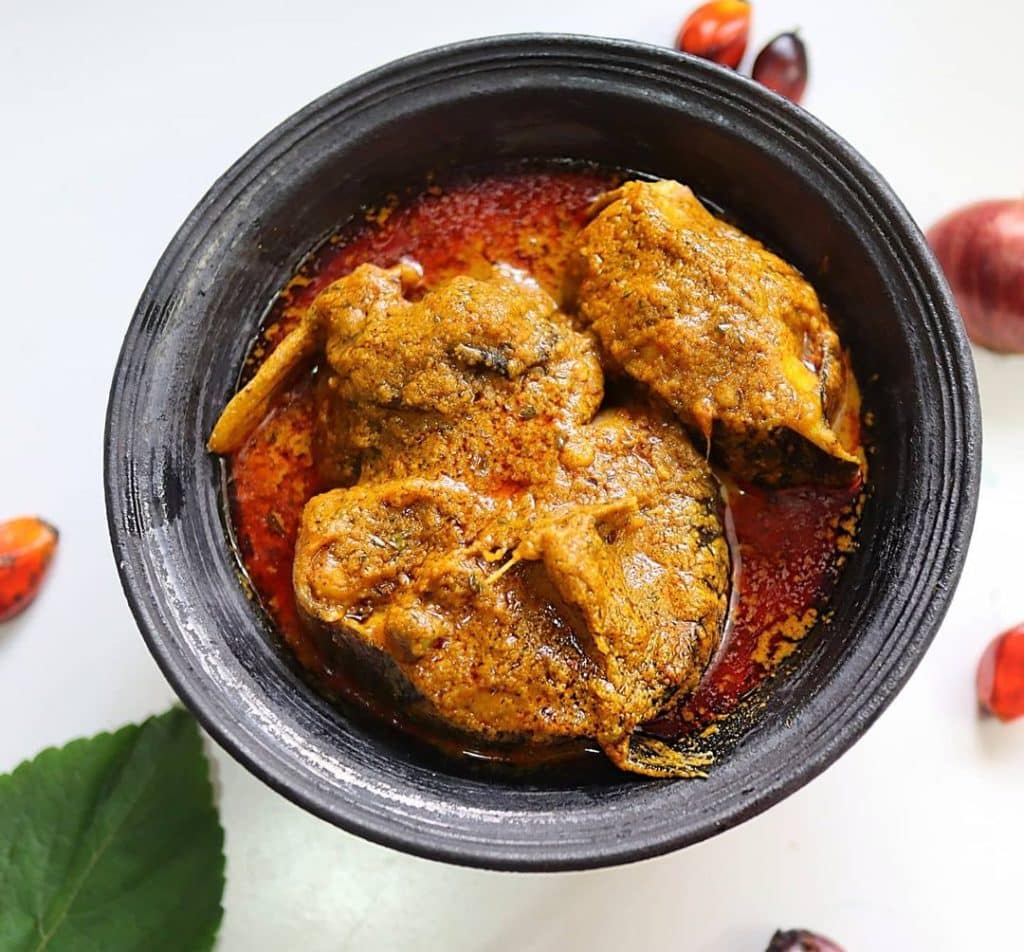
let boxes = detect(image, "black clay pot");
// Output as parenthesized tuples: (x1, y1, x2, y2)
(105, 35, 980, 871)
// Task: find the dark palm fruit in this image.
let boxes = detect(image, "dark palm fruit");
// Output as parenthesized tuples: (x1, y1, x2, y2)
(767, 929, 845, 952)
(752, 31, 809, 104)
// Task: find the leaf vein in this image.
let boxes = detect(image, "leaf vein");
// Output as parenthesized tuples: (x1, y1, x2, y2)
(32, 727, 164, 950)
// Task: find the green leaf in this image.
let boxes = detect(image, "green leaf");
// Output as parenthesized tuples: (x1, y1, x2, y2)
(0, 708, 225, 952)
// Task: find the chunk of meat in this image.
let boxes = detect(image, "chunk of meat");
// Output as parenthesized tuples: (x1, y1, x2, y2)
(565, 180, 863, 486)
(211, 262, 604, 490)
(294, 477, 604, 742)
(293, 405, 729, 776)
(521, 404, 730, 773)
(314, 264, 603, 489)
(208, 262, 421, 456)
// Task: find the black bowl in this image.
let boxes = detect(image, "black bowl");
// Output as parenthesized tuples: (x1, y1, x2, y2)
(105, 35, 980, 871)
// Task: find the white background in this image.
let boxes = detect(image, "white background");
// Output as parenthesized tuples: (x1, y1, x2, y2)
(3, 2, 1023, 948)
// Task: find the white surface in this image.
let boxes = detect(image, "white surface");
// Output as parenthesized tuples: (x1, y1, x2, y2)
(2, 1, 1022, 948)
